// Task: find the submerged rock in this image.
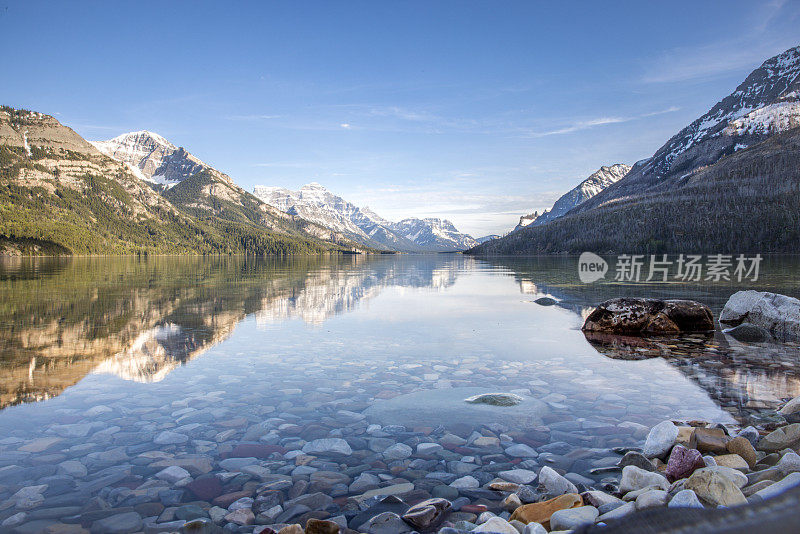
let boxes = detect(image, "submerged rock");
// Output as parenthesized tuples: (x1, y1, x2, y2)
(509, 493, 582, 529)
(402, 498, 451, 529)
(723, 323, 770, 342)
(464, 393, 523, 407)
(364, 387, 549, 429)
(582, 298, 714, 335)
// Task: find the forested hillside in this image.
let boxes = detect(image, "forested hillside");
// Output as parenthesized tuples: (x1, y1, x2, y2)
(469, 128, 800, 254)
(0, 106, 355, 256)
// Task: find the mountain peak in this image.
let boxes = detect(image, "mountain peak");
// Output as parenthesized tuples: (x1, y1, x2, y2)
(514, 163, 630, 231)
(301, 182, 327, 190)
(92, 130, 206, 185)
(112, 130, 171, 143)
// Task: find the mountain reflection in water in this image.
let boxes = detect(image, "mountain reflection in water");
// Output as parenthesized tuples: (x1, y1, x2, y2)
(1, 254, 799, 426)
(0, 255, 459, 408)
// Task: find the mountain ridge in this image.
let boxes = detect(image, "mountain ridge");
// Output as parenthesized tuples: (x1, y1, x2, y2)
(468, 44, 800, 255)
(576, 44, 800, 214)
(0, 106, 359, 255)
(254, 183, 478, 252)
(513, 163, 631, 231)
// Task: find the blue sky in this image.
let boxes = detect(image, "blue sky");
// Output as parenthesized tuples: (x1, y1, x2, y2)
(2, 1, 799, 236)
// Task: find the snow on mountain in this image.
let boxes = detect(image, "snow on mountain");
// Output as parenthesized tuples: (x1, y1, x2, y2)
(515, 212, 540, 231)
(91, 131, 209, 186)
(254, 183, 392, 248)
(514, 164, 630, 230)
(577, 44, 800, 212)
(254, 183, 477, 252)
(649, 46, 800, 177)
(390, 217, 478, 251)
(476, 235, 501, 244)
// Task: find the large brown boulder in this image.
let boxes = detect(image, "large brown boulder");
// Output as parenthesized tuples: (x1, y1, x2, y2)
(582, 298, 713, 335)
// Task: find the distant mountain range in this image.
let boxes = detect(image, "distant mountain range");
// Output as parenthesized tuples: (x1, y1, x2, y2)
(254, 183, 478, 252)
(471, 44, 800, 254)
(514, 164, 630, 231)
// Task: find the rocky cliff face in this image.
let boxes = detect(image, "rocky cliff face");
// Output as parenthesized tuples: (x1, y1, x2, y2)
(91, 131, 209, 186)
(514, 164, 630, 230)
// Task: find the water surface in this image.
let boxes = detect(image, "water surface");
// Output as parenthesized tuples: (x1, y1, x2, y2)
(1, 255, 799, 526)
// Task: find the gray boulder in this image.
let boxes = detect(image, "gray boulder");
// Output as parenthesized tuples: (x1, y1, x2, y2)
(720, 290, 800, 340)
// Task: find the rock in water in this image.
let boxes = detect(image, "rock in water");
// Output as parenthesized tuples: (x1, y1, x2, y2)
(509, 493, 583, 529)
(473, 517, 521, 534)
(758, 423, 800, 452)
(364, 387, 548, 429)
(361, 511, 412, 533)
(301, 438, 352, 456)
(719, 290, 800, 339)
(402, 498, 451, 529)
(723, 322, 770, 342)
(464, 393, 523, 406)
(305, 518, 340, 534)
(538, 466, 579, 495)
(582, 298, 713, 335)
(534, 297, 557, 306)
(550, 506, 599, 530)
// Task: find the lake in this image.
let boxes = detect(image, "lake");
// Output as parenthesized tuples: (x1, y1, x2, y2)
(1, 255, 799, 531)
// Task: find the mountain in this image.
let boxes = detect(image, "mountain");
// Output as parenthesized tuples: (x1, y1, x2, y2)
(253, 182, 414, 250)
(469, 45, 800, 255)
(577, 45, 800, 213)
(476, 235, 501, 243)
(254, 183, 478, 252)
(92, 132, 358, 248)
(391, 217, 478, 251)
(514, 164, 630, 230)
(0, 107, 355, 255)
(91, 130, 206, 187)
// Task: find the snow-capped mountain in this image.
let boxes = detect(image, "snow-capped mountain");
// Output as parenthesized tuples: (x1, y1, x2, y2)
(253, 183, 478, 252)
(253, 183, 416, 250)
(91, 131, 209, 187)
(254, 183, 368, 237)
(578, 45, 800, 211)
(476, 235, 501, 244)
(514, 164, 630, 230)
(391, 217, 479, 251)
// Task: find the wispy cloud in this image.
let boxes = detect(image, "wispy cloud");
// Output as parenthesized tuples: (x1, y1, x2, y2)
(524, 106, 681, 138)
